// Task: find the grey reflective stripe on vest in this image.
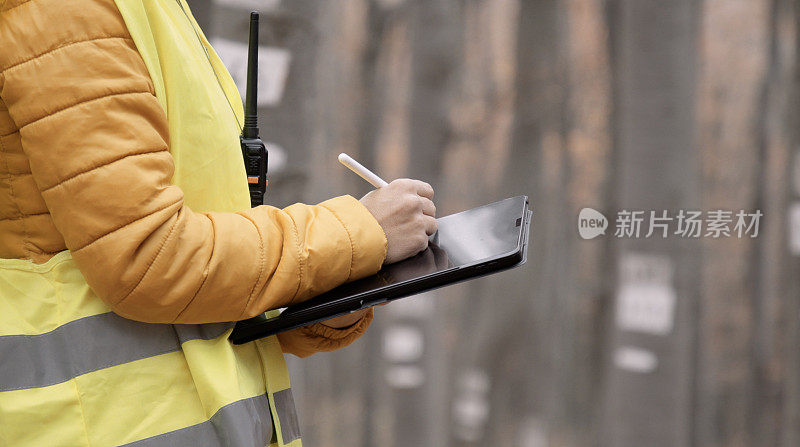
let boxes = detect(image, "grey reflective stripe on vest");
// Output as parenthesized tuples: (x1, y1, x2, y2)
(0, 312, 232, 391)
(273, 388, 301, 443)
(123, 393, 273, 447)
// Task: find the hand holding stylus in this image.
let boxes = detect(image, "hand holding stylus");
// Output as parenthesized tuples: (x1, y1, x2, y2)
(321, 154, 437, 329)
(339, 153, 437, 265)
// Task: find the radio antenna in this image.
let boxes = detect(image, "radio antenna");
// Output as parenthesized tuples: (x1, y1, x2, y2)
(240, 11, 268, 208)
(243, 11, 259, 139)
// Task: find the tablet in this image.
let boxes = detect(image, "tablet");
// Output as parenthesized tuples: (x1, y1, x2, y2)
(229, 195, 532, 344)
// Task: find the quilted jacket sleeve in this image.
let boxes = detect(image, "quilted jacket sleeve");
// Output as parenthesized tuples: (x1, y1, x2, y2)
(0, 0, 387, 348)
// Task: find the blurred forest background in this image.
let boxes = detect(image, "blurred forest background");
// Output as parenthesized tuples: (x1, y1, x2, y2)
(190, 0, 800, 445)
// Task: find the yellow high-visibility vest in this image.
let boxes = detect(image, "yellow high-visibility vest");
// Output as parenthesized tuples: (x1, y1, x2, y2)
(0, 0, 300, 445)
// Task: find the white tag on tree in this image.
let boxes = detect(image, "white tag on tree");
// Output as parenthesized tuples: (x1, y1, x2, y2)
(615, 253, 676, 335)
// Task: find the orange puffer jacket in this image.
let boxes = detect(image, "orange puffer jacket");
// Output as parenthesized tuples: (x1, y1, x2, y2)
(0, 0, 387, 357)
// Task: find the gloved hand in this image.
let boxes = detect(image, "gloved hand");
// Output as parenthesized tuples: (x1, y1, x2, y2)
(321, 179, 437, 329)
(359, 178, 437, 265)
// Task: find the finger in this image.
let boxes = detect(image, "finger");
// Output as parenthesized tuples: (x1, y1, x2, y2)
(423, 215, 438, 236)
(421, 197, 436, 217)
(391, 178, 416, 191)
(393, 178, 434, 199)
(414, 181, 435, 200)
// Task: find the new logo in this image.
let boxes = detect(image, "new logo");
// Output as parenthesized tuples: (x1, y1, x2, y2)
(578, 208, 608, 239)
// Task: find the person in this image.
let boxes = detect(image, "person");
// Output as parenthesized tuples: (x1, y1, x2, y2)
(0, 0, 436, 445)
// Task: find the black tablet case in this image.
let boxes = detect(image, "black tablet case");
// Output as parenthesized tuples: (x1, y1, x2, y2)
(230, 196, 531, 344)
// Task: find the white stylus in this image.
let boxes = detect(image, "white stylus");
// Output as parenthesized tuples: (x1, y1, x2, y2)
(338, 153, 389, 188)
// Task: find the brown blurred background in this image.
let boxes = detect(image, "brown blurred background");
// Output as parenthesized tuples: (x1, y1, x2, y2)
(190, 0, 799, 445)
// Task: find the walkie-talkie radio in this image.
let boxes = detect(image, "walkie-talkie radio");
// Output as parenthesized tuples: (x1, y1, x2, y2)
(241, 11, 268, 208)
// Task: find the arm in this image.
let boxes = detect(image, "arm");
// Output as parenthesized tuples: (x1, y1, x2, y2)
(279, 180, 438, 357)
(0, 0, 387, 324)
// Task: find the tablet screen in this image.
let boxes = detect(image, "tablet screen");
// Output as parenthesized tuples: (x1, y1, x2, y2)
(287, 196, 527, 310)
(433, 195, 526, 266)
